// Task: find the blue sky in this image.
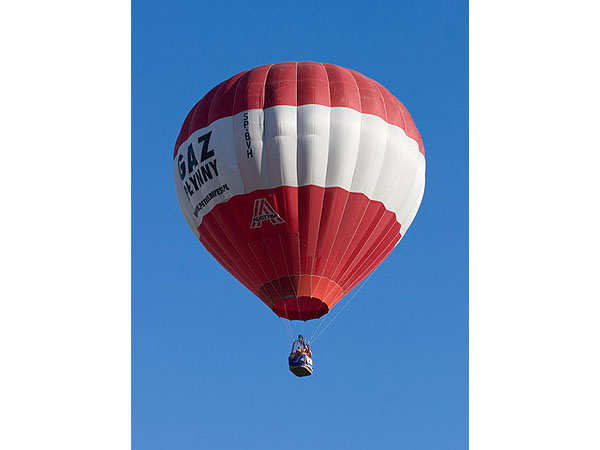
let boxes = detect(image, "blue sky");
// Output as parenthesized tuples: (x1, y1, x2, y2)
(133, 1, 467, 448)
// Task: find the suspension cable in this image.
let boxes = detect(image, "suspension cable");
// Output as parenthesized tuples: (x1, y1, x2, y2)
(279, 314, 294, 342)
(310, 272, 375, 343)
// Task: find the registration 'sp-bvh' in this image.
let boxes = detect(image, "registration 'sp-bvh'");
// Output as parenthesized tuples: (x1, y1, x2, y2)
(173, 62, 426, 376)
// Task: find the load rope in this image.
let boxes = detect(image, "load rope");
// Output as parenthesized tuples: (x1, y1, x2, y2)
(309, 271, 374, 343)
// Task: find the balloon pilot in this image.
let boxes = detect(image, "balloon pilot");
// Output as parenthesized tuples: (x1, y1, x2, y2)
(288, 335, 313, 377)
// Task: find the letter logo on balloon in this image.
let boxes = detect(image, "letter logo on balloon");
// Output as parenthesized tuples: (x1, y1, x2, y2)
(250, 198, 285, 228)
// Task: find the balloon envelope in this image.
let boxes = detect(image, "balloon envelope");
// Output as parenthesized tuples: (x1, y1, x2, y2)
(174, 62, 425, 321)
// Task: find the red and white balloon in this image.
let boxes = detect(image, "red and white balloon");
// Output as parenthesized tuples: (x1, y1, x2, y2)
(174, 62, 425, 321)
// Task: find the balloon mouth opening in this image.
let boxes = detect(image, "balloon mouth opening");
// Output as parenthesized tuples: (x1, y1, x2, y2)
(272, 297, 329, 321)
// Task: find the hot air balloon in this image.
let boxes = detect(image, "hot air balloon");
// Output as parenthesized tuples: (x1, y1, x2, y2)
(174, 62, 425, 375)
